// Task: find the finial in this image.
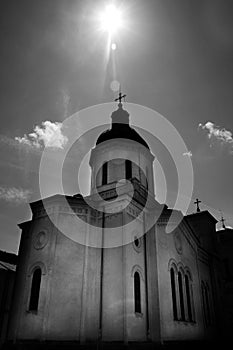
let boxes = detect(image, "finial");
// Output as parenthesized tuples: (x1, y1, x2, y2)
(115, 85, 126, 107)
(194, 198, 201, 213)
(220, 215, 226, 229)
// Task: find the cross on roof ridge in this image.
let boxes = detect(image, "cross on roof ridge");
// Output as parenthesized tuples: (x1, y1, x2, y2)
(220, 215, 226, 229)
(194, 198, 201, 213)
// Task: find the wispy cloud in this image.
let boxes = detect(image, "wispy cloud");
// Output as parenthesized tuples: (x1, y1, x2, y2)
(15, 121, 68, 150)
(62, 88, 71, 119)
(183, 151, 192, 157)
(0, 135, 24, 149)
(0, 186, 31, 204)
(199, 121, 233, 154)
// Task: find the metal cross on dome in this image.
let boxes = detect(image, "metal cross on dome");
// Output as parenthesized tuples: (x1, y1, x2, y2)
(115, 89, 126, 104)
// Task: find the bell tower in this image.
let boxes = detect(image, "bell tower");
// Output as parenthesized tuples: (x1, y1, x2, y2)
(86, 99, 161, 343)
(89, 100, 155, 199)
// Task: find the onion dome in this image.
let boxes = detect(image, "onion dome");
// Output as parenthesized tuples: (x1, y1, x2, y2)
(96, 103, 149, 149)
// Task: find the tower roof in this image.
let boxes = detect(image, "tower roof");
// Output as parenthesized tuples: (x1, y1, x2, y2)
(96, 103, 149, 149)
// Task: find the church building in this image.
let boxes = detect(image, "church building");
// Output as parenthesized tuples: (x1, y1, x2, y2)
(5, 101, 232, 349)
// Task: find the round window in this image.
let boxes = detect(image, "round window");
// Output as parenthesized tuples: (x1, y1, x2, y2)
(134, 236, 140, 247)
(33, 231, 48, 250)
(133, 236, 142, 251)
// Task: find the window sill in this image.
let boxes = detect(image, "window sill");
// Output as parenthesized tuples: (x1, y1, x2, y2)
(174, 319, 196, 325)
(135, 312, 143, 318)
(26, 310, 38, 315)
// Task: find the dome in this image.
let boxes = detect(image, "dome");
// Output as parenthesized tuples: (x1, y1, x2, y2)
(96, 103, 149, 149)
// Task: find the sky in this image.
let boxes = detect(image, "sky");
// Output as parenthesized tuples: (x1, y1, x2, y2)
(0, 0, 233, 253)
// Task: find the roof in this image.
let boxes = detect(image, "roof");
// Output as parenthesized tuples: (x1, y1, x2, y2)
(29, 193, 86, 209)
(96, 125, 150, 149)
(218, 227, 233, 242)
(0, 250, 18, 265)
(96, 103, 150, 149)
(0, 261, 16, 272)
(186, 210, 218, 224)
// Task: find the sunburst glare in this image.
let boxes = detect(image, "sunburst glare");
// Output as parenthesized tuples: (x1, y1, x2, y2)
(99, 4, 123, 36)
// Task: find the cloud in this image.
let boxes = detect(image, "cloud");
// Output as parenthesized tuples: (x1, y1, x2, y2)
(62, 88, 71, 119)
(0, 186, 31, 204)
(0, 135, 24, 148)
(0, 135, 41, 156)
(183, 151, 192, 157)
(15, 121, 68, 149)
(199, 121, 233, 154)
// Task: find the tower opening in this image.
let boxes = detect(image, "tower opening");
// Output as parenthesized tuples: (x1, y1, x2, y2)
(29, 268, 42, 311)
(134, 271, 141, 313)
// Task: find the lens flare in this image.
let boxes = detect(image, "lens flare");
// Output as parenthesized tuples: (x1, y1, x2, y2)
(99, 4, 123, 35)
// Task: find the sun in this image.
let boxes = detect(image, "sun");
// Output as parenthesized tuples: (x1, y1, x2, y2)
(99, 4, 123, 35)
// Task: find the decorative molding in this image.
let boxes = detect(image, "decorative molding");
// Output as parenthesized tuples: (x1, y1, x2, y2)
(28, 261, 47, 276)
(168, 258, 178, 273)
(168, 259, 193, 280)
(131, 264, 145, 281)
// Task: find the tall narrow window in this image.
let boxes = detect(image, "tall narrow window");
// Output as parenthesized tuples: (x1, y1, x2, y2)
(202, 282, 211, 327)
(29, 268, 42, 311)
(170, 268, 178, 320)
(185, 274, 193, 321)
(134, 271, 141, 313)
(125, 160, 132, 180)
(178, 271, 185, 320)
(201, 283, 207, 325)
(102, 162, 108, 185)
(204, 284, 211, 326)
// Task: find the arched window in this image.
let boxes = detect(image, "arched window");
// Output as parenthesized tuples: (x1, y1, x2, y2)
(29, 268, 42, 311)
(170, 268, 178, 320)
(185, 274, 193, 321)
(134, 271, 141, 313)
(178, 271, 185, 320)
(125, 160, 132, 180)
(102, 162, 108, 185)
(169, 262, 195, 323)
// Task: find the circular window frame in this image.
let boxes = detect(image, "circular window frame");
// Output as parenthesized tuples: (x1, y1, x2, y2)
(133, 235, 142, 252)
(33, 230, 48, 250)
